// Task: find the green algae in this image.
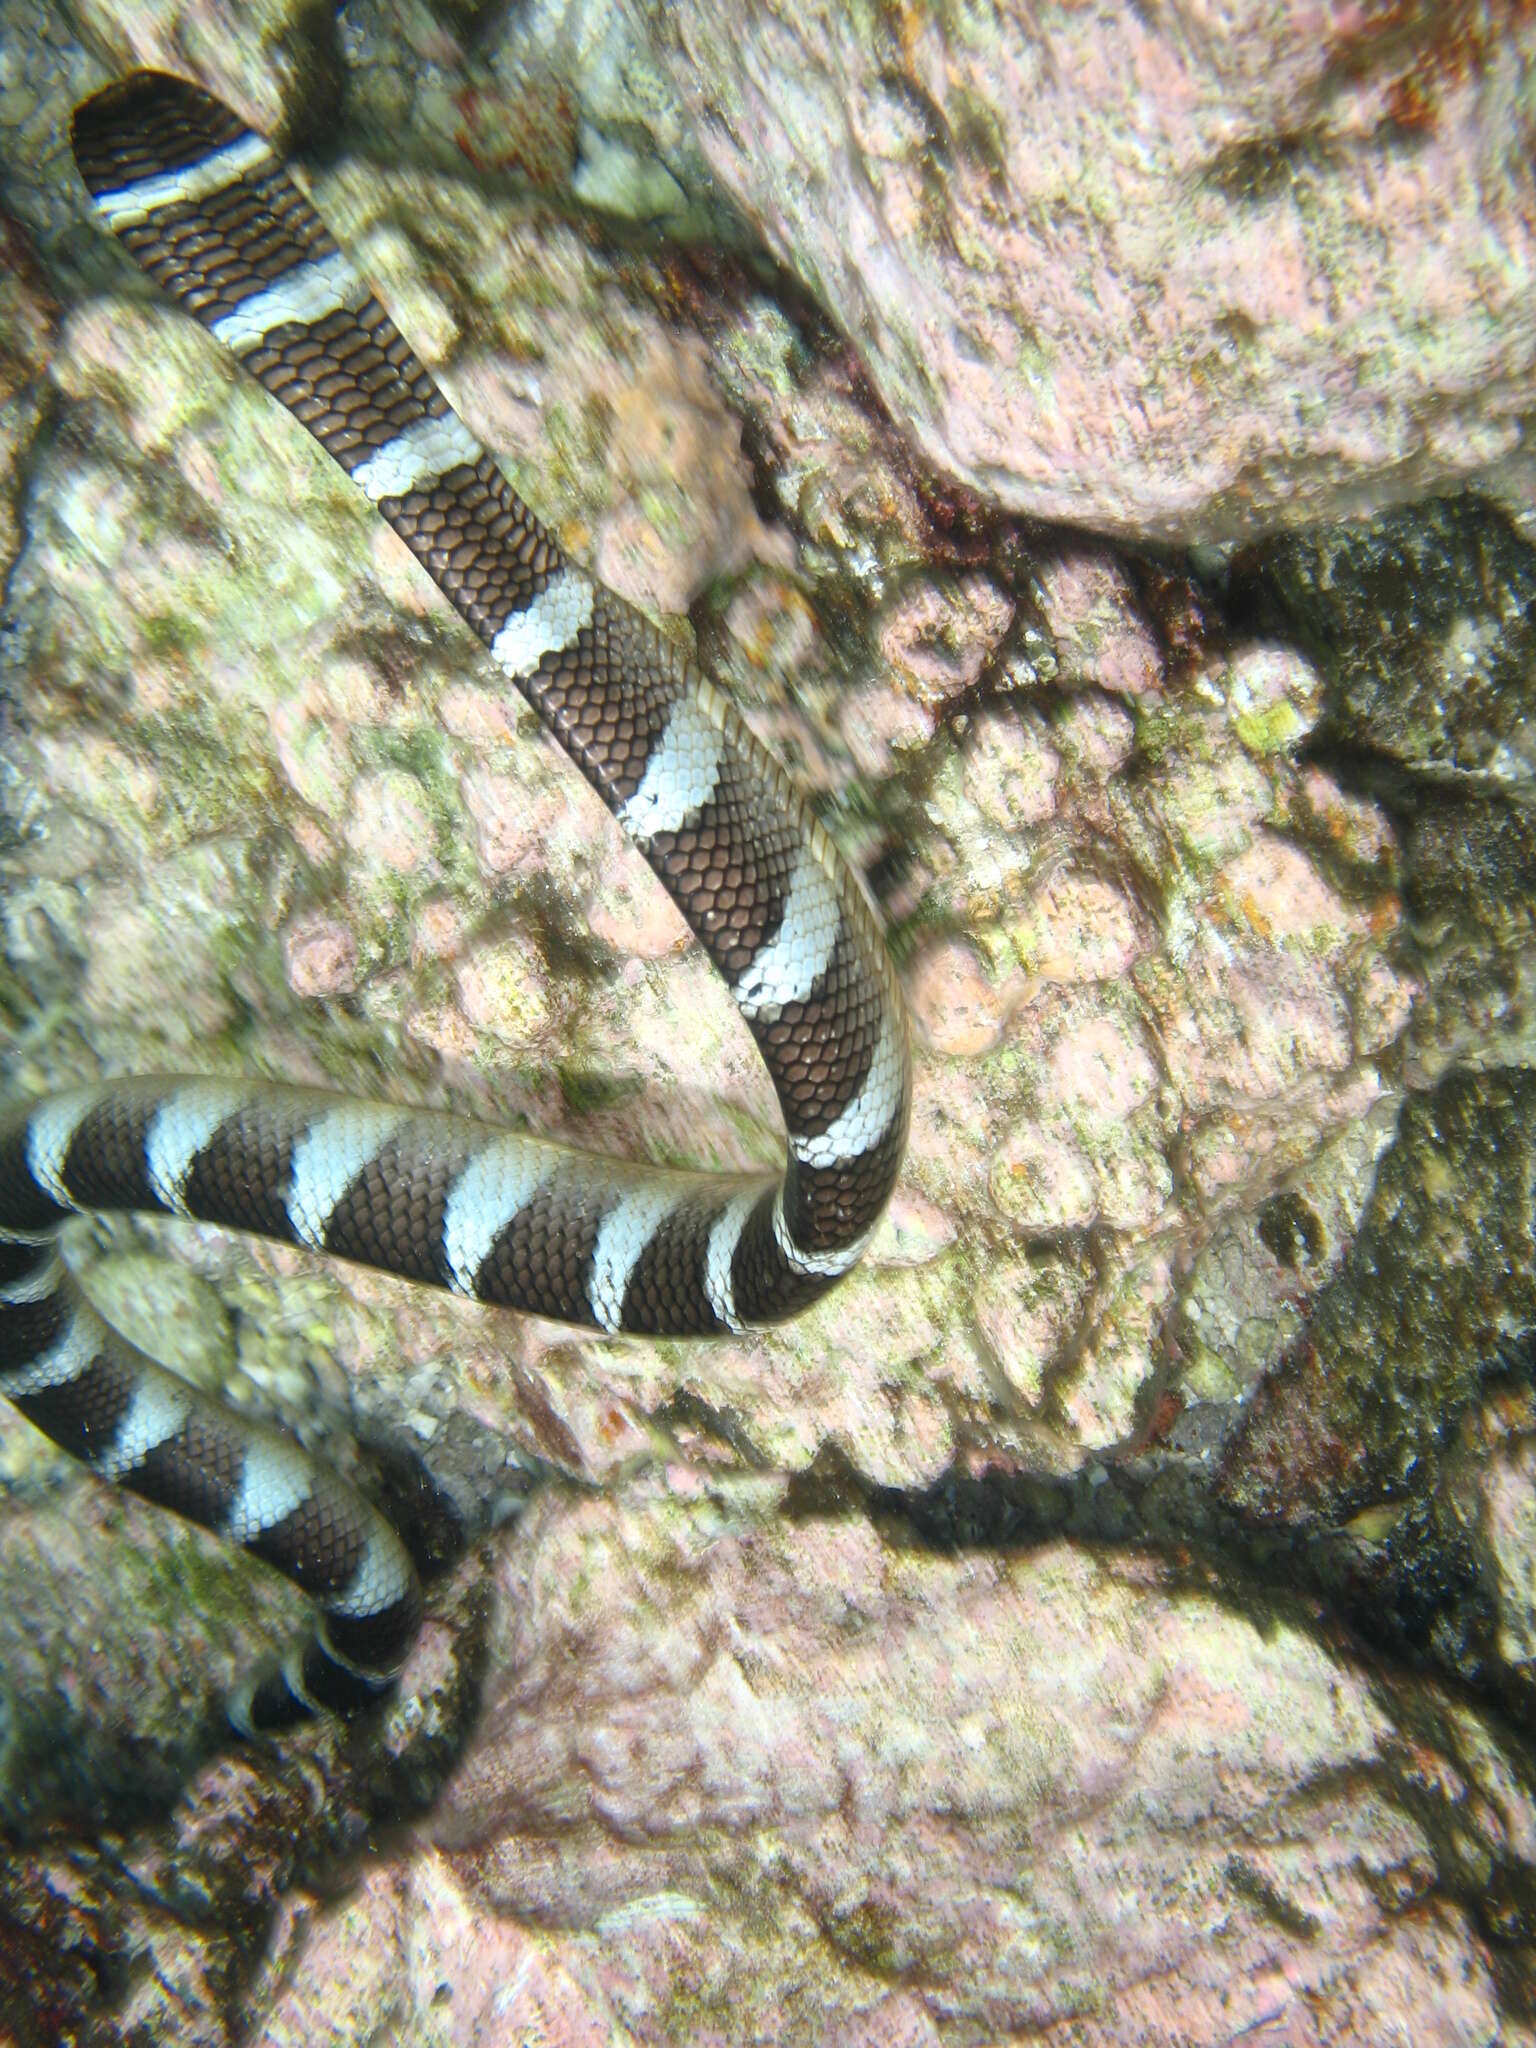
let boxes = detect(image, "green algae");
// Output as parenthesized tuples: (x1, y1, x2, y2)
(1231, 695, 1310, 756)
(135, 704, 280, 840)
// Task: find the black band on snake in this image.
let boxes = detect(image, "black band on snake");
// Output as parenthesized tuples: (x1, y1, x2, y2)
(0, 73, 910, 1735)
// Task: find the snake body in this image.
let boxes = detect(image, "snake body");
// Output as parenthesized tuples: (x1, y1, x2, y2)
(0, 74, 909, 1733)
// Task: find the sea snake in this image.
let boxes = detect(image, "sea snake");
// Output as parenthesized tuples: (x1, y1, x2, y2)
(0, 72, 910, 1735)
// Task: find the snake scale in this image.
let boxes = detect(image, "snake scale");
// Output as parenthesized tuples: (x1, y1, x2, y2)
(0, 72, 910, 1734)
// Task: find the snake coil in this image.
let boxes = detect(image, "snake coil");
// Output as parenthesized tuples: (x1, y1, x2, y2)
(0, 72, 910, 1734)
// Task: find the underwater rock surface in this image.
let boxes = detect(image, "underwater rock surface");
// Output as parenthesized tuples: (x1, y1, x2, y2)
(5, 1479, 1535, 2047)
(648, 1, 1536, 540)
(14, 2, 1534, 543)
(1244, 496, 1536, 788)
(0, 1, 1534, 2042)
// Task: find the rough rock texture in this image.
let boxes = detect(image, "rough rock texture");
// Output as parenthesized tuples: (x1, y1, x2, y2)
(0, 1548, 489, 2048)
(7, 1471, 1536, 2044)
(1220, 1068, 1536, 1525)
(643, 1, 1536, 541)
(334, 0, 1536, 541)
(1449, 1379, 1536, 1685)
(1210, 499, 1536, 1706)
(249, 1485, 1536, 2044)
(0, 1481, 305, 1832)
(1, 1, 1429, 1525)
(1242, 496, 1536, 787)
(11, 1478, 1519, 2048)
(2, 3, 1536, 2043)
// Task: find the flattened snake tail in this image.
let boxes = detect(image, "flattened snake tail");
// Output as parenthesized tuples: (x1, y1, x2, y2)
(0, 73, 910, 1734)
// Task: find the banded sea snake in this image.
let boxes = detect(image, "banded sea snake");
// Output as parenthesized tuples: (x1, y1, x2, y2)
(0, 72, 910, 1735)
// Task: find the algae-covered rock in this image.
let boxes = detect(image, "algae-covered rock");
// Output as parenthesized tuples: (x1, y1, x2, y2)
(0, 2, 1422, 1519)
(1220, 1069, 1536, 1528)
(1403, 797, 1536, 1080)
(1245, 496, 1536, 786)
(6, 1476, 1530, 2047)
(0, 1533, 488, 2048)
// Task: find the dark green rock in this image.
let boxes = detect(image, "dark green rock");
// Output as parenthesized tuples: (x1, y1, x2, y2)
(1219, 1067, 1536, 1525)
(1245, 495, 1536, 783)
(1402, 795, 1536, 1072)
